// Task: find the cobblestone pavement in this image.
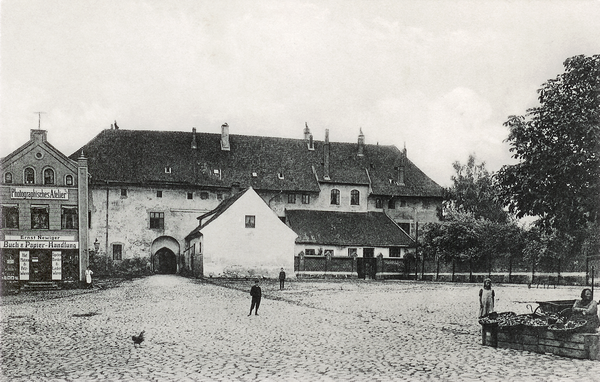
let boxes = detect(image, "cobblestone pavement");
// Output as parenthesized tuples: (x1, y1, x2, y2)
(1, 275, 599, 382)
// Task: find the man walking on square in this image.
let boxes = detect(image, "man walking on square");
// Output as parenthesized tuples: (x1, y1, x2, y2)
(249, 279, 261, 316)
(279, 268, 286, 290)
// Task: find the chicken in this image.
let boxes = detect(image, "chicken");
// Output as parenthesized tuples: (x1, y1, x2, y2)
(131, 331, 145, 347)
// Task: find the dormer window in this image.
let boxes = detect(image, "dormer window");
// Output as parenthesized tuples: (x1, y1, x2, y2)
(278, 172, 284, 180)
(165, 167, 172, 174)
(24, 168, 35, 184)
(251, 172, 258, 178)
(4, 172, 13, 184)
(44, 168, 55, 185)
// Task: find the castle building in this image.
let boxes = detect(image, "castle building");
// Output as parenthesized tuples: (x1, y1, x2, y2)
(72, 123, 443, 278)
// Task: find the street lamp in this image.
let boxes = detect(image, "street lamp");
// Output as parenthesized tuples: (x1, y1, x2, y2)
(91, 238, 100, 266)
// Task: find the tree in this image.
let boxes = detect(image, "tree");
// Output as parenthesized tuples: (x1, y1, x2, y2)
(444, 154, 509, 223)
(496, 55, 600, 234)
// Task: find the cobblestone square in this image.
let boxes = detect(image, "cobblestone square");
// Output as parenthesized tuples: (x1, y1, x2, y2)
(1, 275, 599, 381)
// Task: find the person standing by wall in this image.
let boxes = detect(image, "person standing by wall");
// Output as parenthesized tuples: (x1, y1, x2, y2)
(279, 268, 286, 290)
(85, 266, 94, 289)
(479, 278, 495, 318)
(249, 279, 261, 316)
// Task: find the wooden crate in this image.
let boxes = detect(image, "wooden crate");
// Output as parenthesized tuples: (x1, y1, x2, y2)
(482, 325, 600, 360)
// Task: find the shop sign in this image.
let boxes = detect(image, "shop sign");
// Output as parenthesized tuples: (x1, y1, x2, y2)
(20, 251, 29, 280)
(5, 235, 76, 241)
(2, 241, 78, 249)
(52, 251, 62, 280)
(10, 187, 69, 200)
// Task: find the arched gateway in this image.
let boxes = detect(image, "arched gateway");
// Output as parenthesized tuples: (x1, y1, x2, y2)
(150, 236, 180, 274)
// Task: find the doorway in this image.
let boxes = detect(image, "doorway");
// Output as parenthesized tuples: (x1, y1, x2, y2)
(154, 248, 177, 274)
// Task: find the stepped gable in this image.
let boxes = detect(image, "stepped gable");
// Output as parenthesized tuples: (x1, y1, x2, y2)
(70, 128, 443, 197)
(286, 210, 414, 247)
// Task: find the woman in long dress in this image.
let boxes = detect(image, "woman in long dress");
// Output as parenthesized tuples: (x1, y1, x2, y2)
(479, 278, 495, 318)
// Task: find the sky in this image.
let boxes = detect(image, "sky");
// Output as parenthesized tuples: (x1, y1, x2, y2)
(1, 0, 599, 187)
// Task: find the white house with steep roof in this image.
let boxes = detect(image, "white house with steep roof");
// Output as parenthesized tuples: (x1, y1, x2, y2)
(184, 187, 297, 278)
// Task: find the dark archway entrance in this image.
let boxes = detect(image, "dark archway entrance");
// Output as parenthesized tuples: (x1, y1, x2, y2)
(154, 248, 177, 274)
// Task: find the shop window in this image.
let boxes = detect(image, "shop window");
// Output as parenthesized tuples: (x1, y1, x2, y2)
(4, 172, 13, 184)
(245, 215, 255, 228)
(121, 189, 127, 197)
(44, 168, 55, 185)
(217, 193, 224, 201)
(302, 194, 310, 204)
(350, 190, 360, 205)
(305, 249, 316, 256)
(1, 205, 19, 229)
(24, 167, 35, 184)
(113, 244, 123, 260)
(400, 199, 407, 207)
(187, 192, 193, 200)
(61, 206, 78, 229)
(375, 198, 383, 208)
(150, 212, 164, 229)
(65, 175, 74, 186)
(388, 199, 396, 209)
(31, 205, 49, 229)
(330, 189, 340, 205)
(200, 192, 209, 200)
(390, 247, 401, 258)
(288, 194, 296, 204)
(157, 190, 162, 198)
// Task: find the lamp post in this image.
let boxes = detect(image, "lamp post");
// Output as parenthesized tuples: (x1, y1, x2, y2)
(91, 238, 100, 267)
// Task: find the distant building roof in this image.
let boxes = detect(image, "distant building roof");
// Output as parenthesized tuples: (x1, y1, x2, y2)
(286, 209, 414, 247)
(70, 128, 443, 197)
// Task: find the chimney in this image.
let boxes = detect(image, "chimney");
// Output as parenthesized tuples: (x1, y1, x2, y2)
(397, 145, 407, 185)
(357, 128, 365, 156)
(308, 134, 314, 150)
(323, 129, 330, 180)
(221, 123, 230, 151)
(191, 127, 197, 149)
(30, 129, 48, 143)
(304, 122, 311, 141)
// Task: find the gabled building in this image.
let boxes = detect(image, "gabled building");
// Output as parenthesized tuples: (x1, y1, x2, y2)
(1, 129, 89, 288)
(184, 187, 297, 278)
(71, 123, 443, 278)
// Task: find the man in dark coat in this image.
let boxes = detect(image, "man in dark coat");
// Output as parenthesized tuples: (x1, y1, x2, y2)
(249, 279, 261, 316)
(279, 268, 286, 290)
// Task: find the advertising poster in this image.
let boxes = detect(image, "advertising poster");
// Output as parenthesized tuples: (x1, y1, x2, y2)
(52, 251, 62, 280)
(19, 251, 29, 280)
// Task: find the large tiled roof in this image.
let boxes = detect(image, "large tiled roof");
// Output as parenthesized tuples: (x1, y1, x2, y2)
(70, 128, 443, 197)
(286, 210, 414, 247)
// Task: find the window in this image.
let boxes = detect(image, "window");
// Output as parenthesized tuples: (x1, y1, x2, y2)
(4, 172, 13, 184)
(302, 194, 310, 204)
(88, 211, 92, 228)
(305, 249, 316, 256)
(388, 199, 396, 209)
(121, 189, 127, 197)
(350, 190, 360, 205)
(150, 212, 164, 229)
(61, 206, 78, 229)
(375, 198, 383, 208)
(400, 199, 407, 207)
(245, 215, 255, 228)
(200, 192, 209, 200)
(31, 205, 49, 229)
(187, 192, 193, 200)
(390, 247, 401, 258)
(113, 244, 123, 260)
(330, 189, 340, 205)
(65, 175, 74, 186)
(348, 248, 357, 257)
(217, 193, 224, 201)
(324, 249, 334, 257)
(24, 168, 35, 184)
(1, 205, 19, 229)
(288, 194, 296, 204)
(44, 168, 55, 185)
(157, 190, 162, 198)
(399, 223, 410, 236)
